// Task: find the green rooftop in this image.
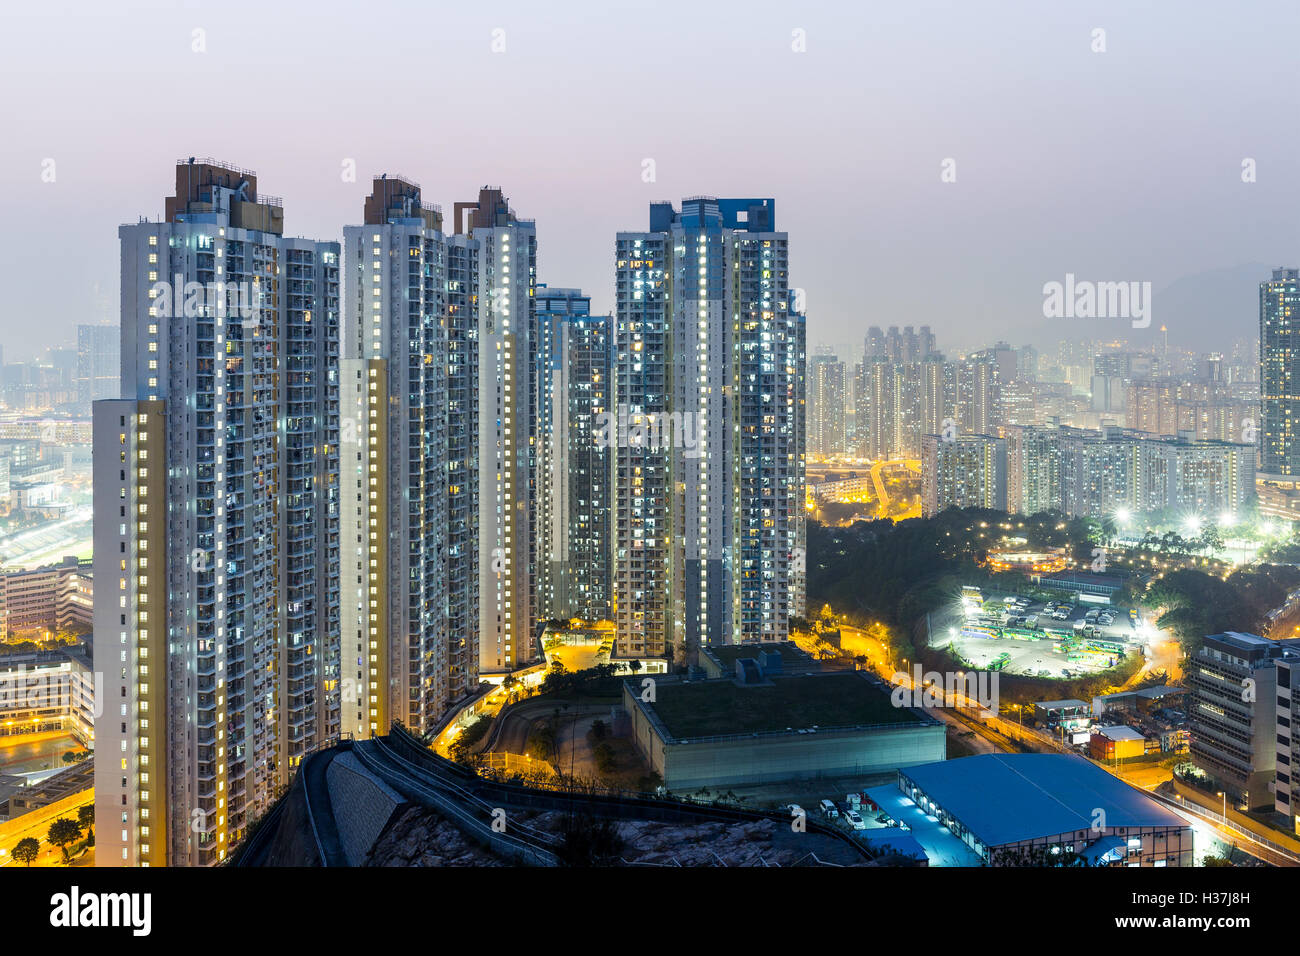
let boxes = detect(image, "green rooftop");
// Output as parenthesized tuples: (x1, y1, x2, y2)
(646, 672, 923, 739)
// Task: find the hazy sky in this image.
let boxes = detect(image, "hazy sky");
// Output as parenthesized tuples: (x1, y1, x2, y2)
(2, 0, 1298, 361)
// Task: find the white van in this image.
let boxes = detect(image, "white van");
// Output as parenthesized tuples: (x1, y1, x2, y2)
(820, 799, 838, 818)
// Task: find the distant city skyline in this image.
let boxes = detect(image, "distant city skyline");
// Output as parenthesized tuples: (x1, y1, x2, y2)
(3, 0, 1300, 359)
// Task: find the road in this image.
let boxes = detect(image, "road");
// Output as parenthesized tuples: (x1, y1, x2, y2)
(487, 698, 608, 759)
(1127, 633, 1183, 686)
(869, 459, 921, 521)
(0, 790, 93, 868)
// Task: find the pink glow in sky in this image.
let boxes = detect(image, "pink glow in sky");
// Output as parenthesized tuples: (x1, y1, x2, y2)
(1, 0, 1298, 360)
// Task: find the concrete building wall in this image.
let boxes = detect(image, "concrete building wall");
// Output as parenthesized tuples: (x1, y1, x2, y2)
(624, 682, 946, 790)
(655, 723, 947, 790)
(325, 750, 404, 867)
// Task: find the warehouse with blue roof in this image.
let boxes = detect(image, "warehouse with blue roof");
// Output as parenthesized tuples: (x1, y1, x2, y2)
(869, 753, 1192, 866)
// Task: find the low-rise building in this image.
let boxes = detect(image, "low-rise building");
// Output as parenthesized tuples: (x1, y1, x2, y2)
(0, 645, 95, 745)
(873, 753, 1192, 866)
(0, 556, 93, 641)
(1189, 631, 1300, 809)
(624, 671, 945, 790)
(1033, 699, 1092, 731)
(1089, 725, 1146, 761)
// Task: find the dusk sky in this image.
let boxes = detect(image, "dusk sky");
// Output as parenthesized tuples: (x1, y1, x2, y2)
(2, 0, 1298, 360)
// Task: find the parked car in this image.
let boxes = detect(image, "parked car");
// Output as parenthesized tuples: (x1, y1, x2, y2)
(820, 799, 838, 818)
(844, 809, 866, 830)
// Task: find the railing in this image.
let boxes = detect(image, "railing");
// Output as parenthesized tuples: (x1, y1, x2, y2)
(1150, 787, 1300, 865)
(177, 157, 259, 178)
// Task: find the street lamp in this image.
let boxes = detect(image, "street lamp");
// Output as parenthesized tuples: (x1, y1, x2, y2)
(1217, 790, 1226, 818)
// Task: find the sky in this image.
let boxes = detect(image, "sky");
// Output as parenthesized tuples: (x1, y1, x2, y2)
(1, 0, 1298, 362)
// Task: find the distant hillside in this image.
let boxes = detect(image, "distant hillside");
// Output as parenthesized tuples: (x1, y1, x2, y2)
(1132, 262, 1272, 351)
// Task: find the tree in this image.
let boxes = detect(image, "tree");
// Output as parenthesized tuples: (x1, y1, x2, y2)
(627, 659, 642, 674)
(46, 818, 83, 863)
(11, 837, 39, 867)
(78, 803, 95, 836)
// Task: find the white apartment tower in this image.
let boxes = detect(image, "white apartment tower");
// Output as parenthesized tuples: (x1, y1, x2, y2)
(809, 354, 847, 459)
(614, 198, 805, 662)
(94, 159, 341, 866)
(535, 286, 613, 622)
(340, 176, 478, 740)
(452, 189, 538, 673)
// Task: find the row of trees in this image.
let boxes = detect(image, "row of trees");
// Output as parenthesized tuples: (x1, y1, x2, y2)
(1146, 564, 1300, 657)
(10, 804, 93, 866)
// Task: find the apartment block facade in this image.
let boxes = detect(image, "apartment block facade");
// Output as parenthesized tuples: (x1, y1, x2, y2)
(535, 286, 613, 622)
(340, 176, 477, 740)
(613, 197, 805, 661)
(95, 159, 341, 866)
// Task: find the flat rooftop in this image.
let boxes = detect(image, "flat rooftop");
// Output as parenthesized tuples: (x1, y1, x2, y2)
(702, 641, 810, 668)
(1035, 699, 1088, 710)
(900, 754, 1186, 847)
(866, 784, 983, 867)
(645, 672, 925, 740)
(1095, 725, 1145, 741)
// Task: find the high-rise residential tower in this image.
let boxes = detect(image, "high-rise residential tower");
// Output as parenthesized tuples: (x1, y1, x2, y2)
(535, 286, 613, 621)
(452, 189, 538, 673)
(340, 175, 478, 740)
(95, 159, 341, 866)
(613, 198, 805, 661)
(921, 432, 1007, 516)
(1260, 267, 1300, 475)
(76, 323, 120, 407)
(809, 353, 847, 458)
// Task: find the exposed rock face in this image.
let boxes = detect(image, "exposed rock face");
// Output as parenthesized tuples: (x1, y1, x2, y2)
(365, 805, 867, 867)
(514, 810, 866, 867)
(365, 806, 504, 867)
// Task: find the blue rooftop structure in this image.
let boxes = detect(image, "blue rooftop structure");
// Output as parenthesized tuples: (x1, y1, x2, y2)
(647, 197, 776, 233)
(865, 785, 982, 866)
(899, 753, 1185, 849)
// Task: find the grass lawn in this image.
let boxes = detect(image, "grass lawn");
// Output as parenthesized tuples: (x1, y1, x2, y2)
(650, 673, 919, 739)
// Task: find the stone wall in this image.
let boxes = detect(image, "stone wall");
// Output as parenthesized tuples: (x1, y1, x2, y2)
(325, 751, 405, 866)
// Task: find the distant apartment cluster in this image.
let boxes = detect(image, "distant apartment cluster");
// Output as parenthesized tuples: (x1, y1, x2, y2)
(865, 268, 1298, 522)
(923, 423, 1255, 519)
(0, 555, 92, 641)
(91, 160, 807, 865)
(0, 324, 119, 415)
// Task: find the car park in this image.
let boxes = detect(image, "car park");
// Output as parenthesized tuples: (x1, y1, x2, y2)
(844, 809, 866, 829)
